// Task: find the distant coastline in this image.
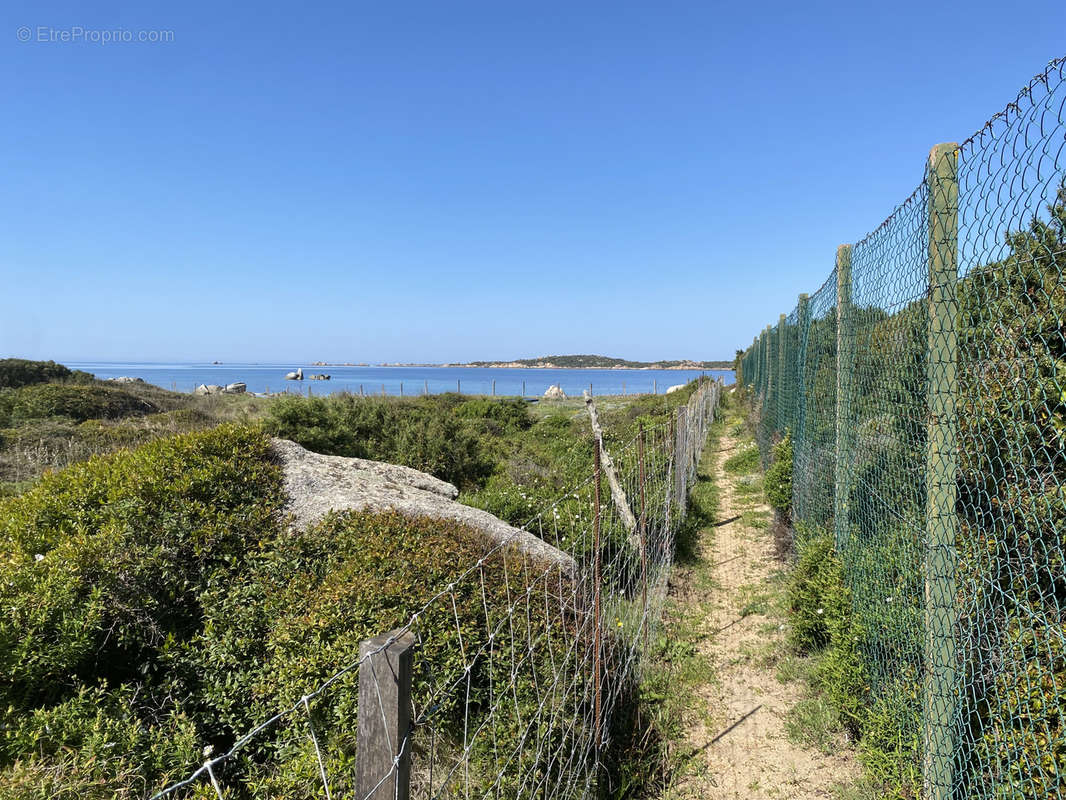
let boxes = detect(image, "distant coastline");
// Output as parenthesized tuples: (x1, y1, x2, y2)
(311, 354, 734, 370)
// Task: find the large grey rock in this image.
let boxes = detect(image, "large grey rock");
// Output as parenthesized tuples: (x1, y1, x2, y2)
(271, 438, 575, 575)
(284, 368, 304, 381)
(107, 376, 145, 384)
(543, 384, 567, 400)
(665, 384, 685, 394)
(194, 384, 225, 396)
(223, 382, 247, 394)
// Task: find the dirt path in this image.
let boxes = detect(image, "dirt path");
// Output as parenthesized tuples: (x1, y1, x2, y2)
(666, 399, 859, 800)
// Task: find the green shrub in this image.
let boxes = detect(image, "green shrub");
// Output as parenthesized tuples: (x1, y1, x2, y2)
(0, 359, 92, 389)
(787, 527, 868, 735)
(453, 397, 533, 432)
(765, 432, 793, 516)
(6, 383, 155, 424)
(264, 394, 493, 489)
(0, 425, 590, 797)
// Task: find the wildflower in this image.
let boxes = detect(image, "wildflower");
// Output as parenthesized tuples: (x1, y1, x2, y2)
(34, 554, 44, 562)
(816, 608, 824, 615)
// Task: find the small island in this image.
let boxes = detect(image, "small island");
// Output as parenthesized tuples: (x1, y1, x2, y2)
(310, 354, 734, 370)
(445, 354, 734, 370)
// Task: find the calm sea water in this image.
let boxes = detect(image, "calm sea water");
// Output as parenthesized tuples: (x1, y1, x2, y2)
(67, 362, 734, 397)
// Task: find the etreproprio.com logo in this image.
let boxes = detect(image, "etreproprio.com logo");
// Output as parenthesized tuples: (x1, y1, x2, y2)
(16, 25, 175, 44)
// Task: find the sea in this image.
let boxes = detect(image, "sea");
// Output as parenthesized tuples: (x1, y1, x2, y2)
(67, 362, 735, 398)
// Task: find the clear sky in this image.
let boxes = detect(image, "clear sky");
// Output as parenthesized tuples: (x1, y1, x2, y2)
(2, 1, 1063, 364)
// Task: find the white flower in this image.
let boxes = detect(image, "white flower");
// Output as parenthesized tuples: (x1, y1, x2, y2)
(34, 554, 44, 562)
(203, 745, 214, 758)
(816, 608, 824, 615)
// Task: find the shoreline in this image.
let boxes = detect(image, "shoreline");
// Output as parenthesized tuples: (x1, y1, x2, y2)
(310, 362, 735, 371)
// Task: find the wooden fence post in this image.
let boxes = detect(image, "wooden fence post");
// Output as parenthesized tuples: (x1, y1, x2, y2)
(638, 422, 648, 654)
(923, 142, 959, 800)
(592, 446, 603, 753)
(834, 244, 853, 550)
(357, 630, 416, 800)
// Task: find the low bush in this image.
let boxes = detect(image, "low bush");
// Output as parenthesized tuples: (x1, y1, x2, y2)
(5, 383, 155, 425)
(764, 432, 793, 517)
(786, 527, 868, 735)
(264, 394, 494, 490)
(0, 422, 586, 797)
(0, 358, 92, 389)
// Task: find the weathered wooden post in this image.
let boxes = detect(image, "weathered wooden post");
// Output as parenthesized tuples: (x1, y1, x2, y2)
(400, 382, 403, 397)
(357, 630, 416, 800)
(424, 379, 428, 396)
(592, 445, 603, 752)
(457, 379, 461, 394)
(382, 383, 386, 397)
(653, 379, 657, 395)
(834, 244, 853, 550)
(522, 380, 525, 397)
(638, 423, 648, 653)
(923, 142, 959, 800)
(492, 379, 496, 396)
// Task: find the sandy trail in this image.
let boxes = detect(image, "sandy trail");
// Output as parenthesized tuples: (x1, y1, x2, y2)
(667, 408, 858, 799)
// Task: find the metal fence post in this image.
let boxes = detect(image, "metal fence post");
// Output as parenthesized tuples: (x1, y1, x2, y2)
(357, 630, 416, 800)
(796, 293, 810, 444)
(923, 142, 959, 800)
(764, 325, 774, 409)
(834, 244, 853, 549)
(776, 313, 787, 436)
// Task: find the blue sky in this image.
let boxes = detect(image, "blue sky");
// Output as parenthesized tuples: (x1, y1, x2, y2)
(2, 1, 1063, 363)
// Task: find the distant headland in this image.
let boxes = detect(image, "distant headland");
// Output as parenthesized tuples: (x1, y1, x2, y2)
(312, 355, 734, 370)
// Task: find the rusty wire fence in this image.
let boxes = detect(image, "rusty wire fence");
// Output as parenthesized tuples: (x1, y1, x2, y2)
(739, 57, 1066, 799)
(149, 379, 721, 800)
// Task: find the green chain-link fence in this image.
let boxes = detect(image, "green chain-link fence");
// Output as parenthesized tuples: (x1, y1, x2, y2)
(740, 56, 1066, 799)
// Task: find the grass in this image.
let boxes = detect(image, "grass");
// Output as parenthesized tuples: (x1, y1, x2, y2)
(723, 443, 759, 475)
(634, 399, 727, 789)
(784, 696, 841, 754)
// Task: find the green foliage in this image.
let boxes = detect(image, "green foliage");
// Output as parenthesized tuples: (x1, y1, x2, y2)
(452, 397, 533, 431)
(264, 393, 494, 489)
(723, 443, 759, 475)
(786, 527, 868, 736)
(0, 425, 286, 796)
(765, 432, 793, 515)
(3, 383, 155, 425)
(0, 358, 92, 389)
(0, 424, 590, 797)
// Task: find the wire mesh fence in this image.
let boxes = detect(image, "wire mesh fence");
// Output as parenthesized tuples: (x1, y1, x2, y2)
(739, 56, 1066, 799)
(148, 379, 721, 800)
